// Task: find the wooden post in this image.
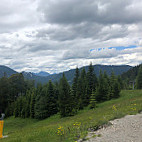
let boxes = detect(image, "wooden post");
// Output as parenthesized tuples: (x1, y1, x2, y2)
(0, 120, 4, 138)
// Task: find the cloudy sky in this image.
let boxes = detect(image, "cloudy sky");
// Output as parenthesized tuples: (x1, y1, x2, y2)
(0, 0, 142, 73)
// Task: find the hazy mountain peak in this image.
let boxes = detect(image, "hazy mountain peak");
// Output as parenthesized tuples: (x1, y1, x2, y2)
(33, 71, 50, 77)
(0, 65, 17, 77)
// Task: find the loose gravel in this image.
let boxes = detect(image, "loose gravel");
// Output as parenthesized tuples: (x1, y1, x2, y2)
(85, 113, 142, 142)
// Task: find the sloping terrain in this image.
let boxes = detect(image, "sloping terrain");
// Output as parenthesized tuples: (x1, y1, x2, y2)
(86, 113, 142, 142)
(1, 90, 142, 142)
(0, 65, 17, 77)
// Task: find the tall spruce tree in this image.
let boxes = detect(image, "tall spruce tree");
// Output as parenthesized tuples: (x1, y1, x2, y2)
(30, 88, 36, 118)
(86, 62, 97, 105)
(47, 80, 58, 116)
(108, 72, 121, 99)
(103, 71, 109, 100)
(96, 70, 108, 102)
(109, 72, 116, 99)
(21, 97, 27, 118)
(14, 100, 19, 117)
(72, 67, 80, 111)
(80, 68, 87, 107)
(59, 73, 73, 117)
(117, 75, 123, 89)
(89, 92, 96, 109)
(76, 78, 84, 110)
(113, 80, 121, 98)
(25, 90, 31, 118)
(34, 86, 49, 119)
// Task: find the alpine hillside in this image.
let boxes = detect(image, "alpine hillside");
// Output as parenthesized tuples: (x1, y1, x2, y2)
(0, 64, 132, 84)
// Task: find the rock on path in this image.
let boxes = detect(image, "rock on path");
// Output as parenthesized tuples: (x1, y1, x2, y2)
(85, 113, 142, 142)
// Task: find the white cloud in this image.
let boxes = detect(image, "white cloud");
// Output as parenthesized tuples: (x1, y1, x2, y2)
(0, 0, 142, 73)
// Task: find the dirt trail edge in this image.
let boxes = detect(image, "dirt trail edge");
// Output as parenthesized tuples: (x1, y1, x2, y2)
(84, 113, 142, 142)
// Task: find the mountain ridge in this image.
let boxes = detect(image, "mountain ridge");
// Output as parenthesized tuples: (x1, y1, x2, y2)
(0, 64, 132, 84)
(33, 71, 50, 77)
(0, 65, 17, 77)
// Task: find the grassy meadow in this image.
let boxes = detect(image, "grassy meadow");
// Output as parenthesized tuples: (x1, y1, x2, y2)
(1, 90, 142, 142)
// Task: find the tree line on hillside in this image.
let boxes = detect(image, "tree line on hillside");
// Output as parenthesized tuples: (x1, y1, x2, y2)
(121, 64, 142, 89)
(0, 73, 34, 115)
(0, 63, 124, 119)
(136, 65, 142, 89)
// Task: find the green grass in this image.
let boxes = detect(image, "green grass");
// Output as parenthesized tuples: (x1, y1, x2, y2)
(1, 90, 142, 142)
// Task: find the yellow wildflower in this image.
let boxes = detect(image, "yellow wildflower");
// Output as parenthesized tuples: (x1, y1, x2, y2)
(112, 105, 117, 111)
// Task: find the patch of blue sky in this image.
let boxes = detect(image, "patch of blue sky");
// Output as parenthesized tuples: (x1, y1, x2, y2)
(108, 45, 137, 50)
(90, 45, 137, 52)
(90, 48, 104, 52)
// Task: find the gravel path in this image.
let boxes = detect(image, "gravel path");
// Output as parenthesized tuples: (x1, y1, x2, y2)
(85, 113, 142, 142)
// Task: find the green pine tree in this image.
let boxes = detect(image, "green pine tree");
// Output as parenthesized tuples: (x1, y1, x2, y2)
(89, 92, 96, 109)
(34, 86, 49, 119)
(58, 73, 73, 117)
(96, 70, 108, 102)
(47, 80, 58, 116)
(80, 68, 87, 107)
(25, 90, 31, 118)
(86, 62, 97, 105)
(108, 72, 121, 99)
(113, 80, 121, 98)
(30, 89, 36, 118)
(72, 67, 80, 111)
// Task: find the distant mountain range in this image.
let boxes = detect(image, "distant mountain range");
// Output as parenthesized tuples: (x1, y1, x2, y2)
(33, 71, 50, 77)
(0, 65, 17, 77)
(0, 64, 132, 84)
(41, 64, 132, 84)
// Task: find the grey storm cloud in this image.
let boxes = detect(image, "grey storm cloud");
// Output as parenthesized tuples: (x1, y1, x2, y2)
(38, 0, 142, 25)
(36, 22, 103, 41)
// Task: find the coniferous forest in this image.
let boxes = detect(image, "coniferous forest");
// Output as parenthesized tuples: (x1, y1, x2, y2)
(1, 63, 142, 120)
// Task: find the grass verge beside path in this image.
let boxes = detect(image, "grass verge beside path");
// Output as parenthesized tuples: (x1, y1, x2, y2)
(1, 90, 142, 142)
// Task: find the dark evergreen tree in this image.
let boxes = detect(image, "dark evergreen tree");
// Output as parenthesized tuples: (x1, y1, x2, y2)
(9, 73, 26, 102)
(89, 92, 96, 109)
(72, 67, 79, 109)
(113, 80, 121, 98)
(117, 75, 123, 89)
(25, 90, 31, 118)
(136, 65, 142, 89)
(14, 101, 19, 117)
(54, 82, 60, 111)
(47, 80, 58, 116)
(103, 71, 110, 100)
(108, 72, 121, 99)
(0, 76, 10, 113)
(78, 68, 87, 107)
(76, 78, 84, 110)
(34, 86, 49, 119)
(96, 70, 108, 102)
(86, 63, 97, 105)
(108, 72, 116, 99)
(5, 103, 14, 117)
(21, 97, 27, 118)
(58, 73, 73, 117)
(30, 89, 36, 118)
(87, 63, 94, 95)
